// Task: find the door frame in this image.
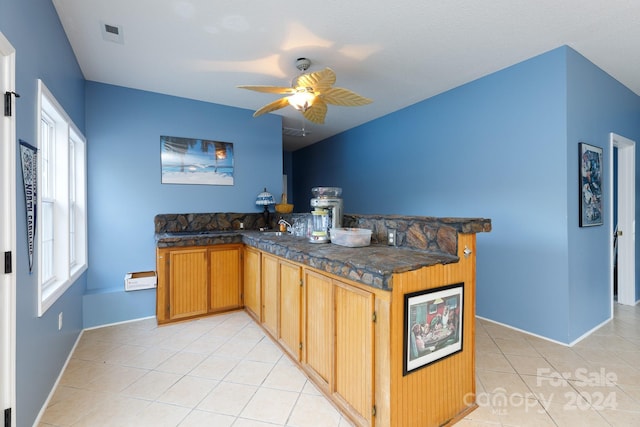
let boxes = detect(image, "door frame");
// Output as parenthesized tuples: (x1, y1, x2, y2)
(0, 31, 17, 426)
(609, 132, 636, 307)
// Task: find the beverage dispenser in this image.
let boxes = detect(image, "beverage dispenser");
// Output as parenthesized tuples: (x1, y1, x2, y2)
(309, 187, 343, 243)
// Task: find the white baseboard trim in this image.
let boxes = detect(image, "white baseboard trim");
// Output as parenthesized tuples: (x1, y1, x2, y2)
(567, 317, 612, 346)
(33, 329, 84, 427)
(83, 315, 156, 331)
(476, 314, 613, 347)
(34, 315, 157, 425)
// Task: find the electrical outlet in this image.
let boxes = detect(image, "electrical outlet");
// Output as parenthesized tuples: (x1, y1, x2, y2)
(239, 222, 244, 229)
(58, 312, 63, 330)
(387, 229, 397, 246)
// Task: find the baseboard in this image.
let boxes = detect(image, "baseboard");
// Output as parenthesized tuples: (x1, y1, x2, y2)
(33, 329, 84, 426)
(83, 315, 156, 331)
(34, 315, 156, 425)
(476, 314, 614, 347)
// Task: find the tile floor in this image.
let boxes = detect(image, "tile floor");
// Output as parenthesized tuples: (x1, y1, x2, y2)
(40, 304, 640, 427)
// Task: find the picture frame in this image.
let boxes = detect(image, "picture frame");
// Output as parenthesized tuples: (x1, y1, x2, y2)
(160, 135, 234, 185)
(403, 283, 464, 375)
(579, 142, 603, 227)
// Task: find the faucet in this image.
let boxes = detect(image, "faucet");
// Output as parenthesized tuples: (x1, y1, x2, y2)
(278, 219, 292, 232)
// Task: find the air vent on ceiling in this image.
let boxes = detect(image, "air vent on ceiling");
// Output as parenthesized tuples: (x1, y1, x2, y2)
(283, 127, 311, 137)
(100, 21, 124, 44)
(105, 24, 119, 35)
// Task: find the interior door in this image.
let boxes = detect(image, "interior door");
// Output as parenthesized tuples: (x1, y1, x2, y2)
(0, 32, 16, 427)
(610, 133, 636, 307)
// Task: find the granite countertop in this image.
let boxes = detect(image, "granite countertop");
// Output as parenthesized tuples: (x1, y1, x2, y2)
(156, 230, 459, 290)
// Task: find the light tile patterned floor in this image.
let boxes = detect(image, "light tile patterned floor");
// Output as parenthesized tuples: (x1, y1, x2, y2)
(460, 303, 640, 427)
(40, 305, 640, 426)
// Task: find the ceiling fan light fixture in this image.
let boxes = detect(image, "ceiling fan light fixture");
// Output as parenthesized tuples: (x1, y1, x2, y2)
(239, 57, 372, 124)
(287, 90, 315, 112)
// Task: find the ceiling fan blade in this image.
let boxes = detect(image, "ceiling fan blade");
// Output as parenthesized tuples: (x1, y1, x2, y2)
(295, 68, 336, 92)
(321, 87, 373, 106)
(238, 85, 295, 95)
(302, 98, 328, 124)
(253, 97, 290, 117)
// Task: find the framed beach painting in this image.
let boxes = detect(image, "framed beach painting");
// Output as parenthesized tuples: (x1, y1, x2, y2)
(579, 142, 603, 227)
(403, 283, 464, 375)
(161, 135, 234, 185)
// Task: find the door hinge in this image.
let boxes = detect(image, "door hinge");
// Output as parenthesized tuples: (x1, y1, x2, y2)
(4, 408, 11, 427)
(299, 342, 303, 350)
(372, 311, 377, 322)
(300, 279, 303, 287)
(372, 405, 377, 417)
(4, 251, 11, 274)
(4, 91, 19, 117)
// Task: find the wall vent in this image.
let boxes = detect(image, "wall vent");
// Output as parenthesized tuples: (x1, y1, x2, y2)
(100, 21, 124, 44)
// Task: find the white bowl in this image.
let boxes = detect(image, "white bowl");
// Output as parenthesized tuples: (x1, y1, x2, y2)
(330, 228, 372, 247)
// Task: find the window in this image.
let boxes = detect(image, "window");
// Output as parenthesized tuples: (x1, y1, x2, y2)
(37, 80, 87, 316)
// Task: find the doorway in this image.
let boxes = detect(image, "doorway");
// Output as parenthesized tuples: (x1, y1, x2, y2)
(610, 133, 636, 308)
(0, 32, 16, 426)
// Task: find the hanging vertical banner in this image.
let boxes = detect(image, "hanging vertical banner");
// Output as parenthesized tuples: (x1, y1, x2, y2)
(19, 139, 37, 273)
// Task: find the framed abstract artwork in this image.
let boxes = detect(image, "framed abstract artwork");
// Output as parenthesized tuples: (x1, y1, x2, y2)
(579, 142, 603, 227)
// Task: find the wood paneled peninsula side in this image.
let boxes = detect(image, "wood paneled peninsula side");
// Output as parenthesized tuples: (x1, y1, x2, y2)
(155, 213, 491, 427)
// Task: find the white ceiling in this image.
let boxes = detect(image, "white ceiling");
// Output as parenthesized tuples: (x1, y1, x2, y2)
(52, 0, 640, 151)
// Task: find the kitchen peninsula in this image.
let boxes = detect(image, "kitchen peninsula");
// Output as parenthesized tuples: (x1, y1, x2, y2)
(155, 213, 491, 427)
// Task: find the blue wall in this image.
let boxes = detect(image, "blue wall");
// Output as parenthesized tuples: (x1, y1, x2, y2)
(1, 0, 86, 425)
(84, 82, 283, 327)
(3, 3, 640, 424)
(293, 46, 640, 344)
(565, 48, 640, 339)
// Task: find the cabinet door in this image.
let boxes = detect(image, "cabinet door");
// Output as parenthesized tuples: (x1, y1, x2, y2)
(209, 245, 242, 313)
(279, 260, 302, 361)
(156, 248, 170, 323)
(243, 246, 261, 320)
(302, 270, 334, 391)
(261, 253, 279, 337)
(169, 248, 208, 320)
(334, 280, 374, 426)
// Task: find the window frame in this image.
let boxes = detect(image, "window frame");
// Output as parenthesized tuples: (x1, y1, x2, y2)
(36, 79, 87, 316)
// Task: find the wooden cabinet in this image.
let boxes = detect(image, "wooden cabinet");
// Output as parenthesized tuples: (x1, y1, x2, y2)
(168, 248, 208, 320)
(301, 270, 374, 425)
(240, 251, 375, 425)
(209, 245, 242, 312)
(278, 260, 302, 360)
(156, 244, 243, 323)
(157, 231, 480, 427)
(261, 253, 279, 337)
(243, 246, 261, 320)
(302, 269, 334, 390)
(333, 280, 375, 426)
(261, 254, 302, 360)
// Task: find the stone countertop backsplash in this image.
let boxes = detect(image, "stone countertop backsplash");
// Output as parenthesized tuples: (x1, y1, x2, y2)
(155, 213, 491, 290)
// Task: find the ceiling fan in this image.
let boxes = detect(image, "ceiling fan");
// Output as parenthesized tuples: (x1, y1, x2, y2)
(238, 58, 372, 124)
